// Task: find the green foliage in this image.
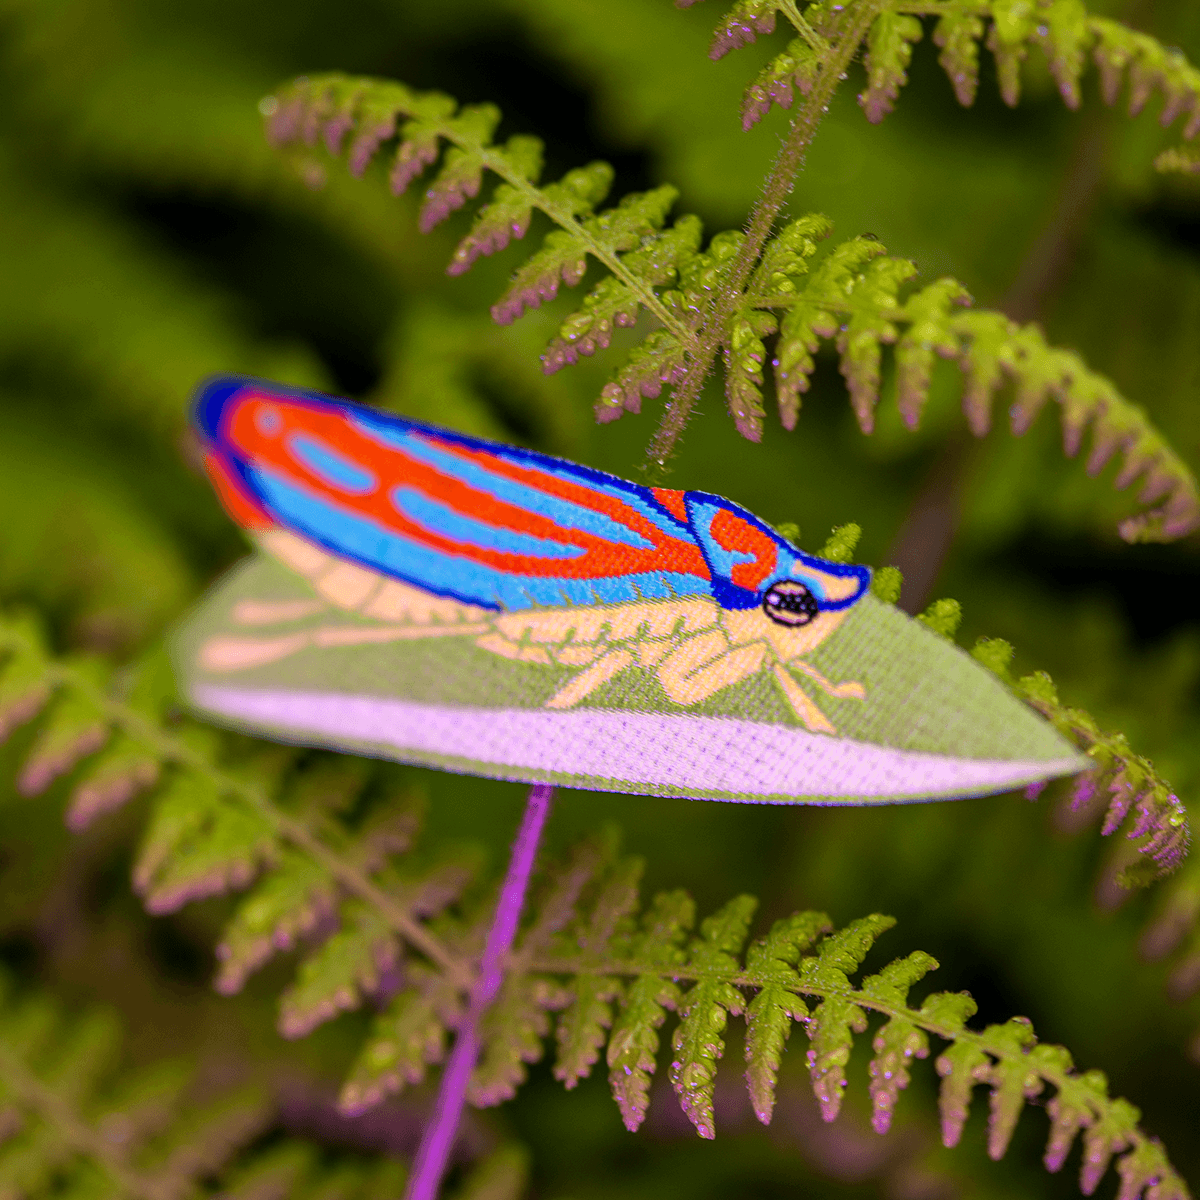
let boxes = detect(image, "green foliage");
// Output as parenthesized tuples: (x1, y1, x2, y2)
(267, 65, 1200, 541)
(0, 972, 413, 1200)
(1, 0, 1199, 1195)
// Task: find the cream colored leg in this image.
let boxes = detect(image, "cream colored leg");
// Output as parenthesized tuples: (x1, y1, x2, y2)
(545, 649, 635, 709)
(772, 664, 837, 734)
(789, 660, 866, 700)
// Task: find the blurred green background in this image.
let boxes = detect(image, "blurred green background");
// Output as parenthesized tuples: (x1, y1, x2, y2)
(1, 0, 1199, 1195)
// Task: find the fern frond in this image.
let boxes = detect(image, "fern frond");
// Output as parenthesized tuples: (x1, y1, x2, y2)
(264, 74, 700, 357)
(751, 223, 1200, 542)
(506, 865, 1192, 1197)
(691, 0, 1200, 147)
(0, 973, 423, 1199)
(965, 638, 1191, 884)
(0, 615, 476, 1004)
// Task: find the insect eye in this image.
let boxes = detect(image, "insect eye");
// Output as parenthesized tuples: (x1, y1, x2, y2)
(763, 580, 819, 627)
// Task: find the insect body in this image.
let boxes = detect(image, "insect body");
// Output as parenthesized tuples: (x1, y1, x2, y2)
(194, 377, 871, 733)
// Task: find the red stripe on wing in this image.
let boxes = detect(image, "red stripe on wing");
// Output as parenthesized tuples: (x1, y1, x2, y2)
(226, 393, 710, 584)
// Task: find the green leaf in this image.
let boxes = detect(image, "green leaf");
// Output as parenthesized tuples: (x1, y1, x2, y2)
(544, 210, 698, 374)
(214, 850, 337, 995)
(65, 736, 159, 832)
(277, 901, 399, 1038)
(0, 614, 54, 742)
(448, 136, 544, 275)
(837, 256, 919, 434)
(723, 309, 777, 441)
(450, 1144, 529, 1200)
(1037, 0, 1090, 109)
(895, 278, 970, 428)
(870, 566, 903, 604)
(797, 915, 896, 1121)
(133, 772, 277, 915)
(468, 975, 568, 1107)
(554, 975, 623, 1090)
(978, 1019, 1043, 1160)
(859, 12, 923, 122)
(670, 895, 756, 1138)
(988, 0, 1037, 106)
(418, 104, 501, 232)
(918, 599, 963, 641)
(607, 890, 694, 1132)
(742, 38, 821, 130)
(16, 660, 110, 797)
(934, 11, 985, 106)
(818, 524, 862, 564)
(339, 970, 457, 1116)
(935, 1039, 990, 1148)
(743, 912, 830, 1123)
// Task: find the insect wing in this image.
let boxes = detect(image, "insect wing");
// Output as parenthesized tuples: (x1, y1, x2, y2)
(194, 376, 716, 612)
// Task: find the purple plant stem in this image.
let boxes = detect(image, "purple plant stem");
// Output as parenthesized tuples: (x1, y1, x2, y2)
(403, 783, 555, 1200)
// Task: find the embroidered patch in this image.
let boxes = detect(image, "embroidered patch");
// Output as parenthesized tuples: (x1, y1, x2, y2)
(172, 376, 1087, 804)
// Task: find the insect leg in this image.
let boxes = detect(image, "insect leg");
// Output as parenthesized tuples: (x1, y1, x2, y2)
(771, 664, 837, 734)
(545, 648, 636, 709)
(789, 660, 866, 700)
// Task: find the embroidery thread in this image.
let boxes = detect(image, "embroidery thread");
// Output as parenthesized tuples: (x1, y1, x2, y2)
(174, 376, 1088, 804)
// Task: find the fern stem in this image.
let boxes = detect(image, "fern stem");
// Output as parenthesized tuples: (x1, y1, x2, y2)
(406, 784, 554, 1200)
(438, 135, 697, 352)
(644, 0, 884, 467)
(778, 0, 830, 52)
(0, 1042, 174, 1200)
(28, 652, 474, 992)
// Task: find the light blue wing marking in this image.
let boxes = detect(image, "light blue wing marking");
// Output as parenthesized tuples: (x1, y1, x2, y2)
(350, 414, 673, 548)
(286, 432, 377, 495)
(390, 487, 586, 560)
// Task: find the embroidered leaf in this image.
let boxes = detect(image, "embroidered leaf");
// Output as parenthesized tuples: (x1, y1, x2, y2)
(743, 911, 831, 1124)
(859, 12, 923, 123)
(670, 895, 756, 1138)
(607, 890, 694, 1132)
(277, 900, 399, 1038)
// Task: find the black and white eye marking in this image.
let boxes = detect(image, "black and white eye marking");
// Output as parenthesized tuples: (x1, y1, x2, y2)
(763, 580, 820, 627)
